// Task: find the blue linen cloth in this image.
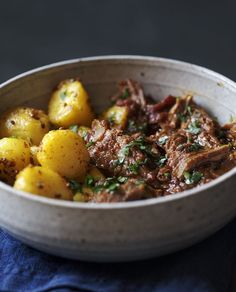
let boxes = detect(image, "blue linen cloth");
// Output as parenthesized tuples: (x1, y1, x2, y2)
(0, 218, 236, 292)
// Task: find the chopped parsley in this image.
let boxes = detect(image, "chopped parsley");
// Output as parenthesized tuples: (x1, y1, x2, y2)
(127, 120, 148, 133)
(86, 141, 95, 148)
(158, 136, 168, 146)
(60, 91, 67, 101)
(116, 136, 146, 164)
(128, 159, 146, 174)
(68, 179, 82, 193)
(187, 142, 203, 152)
(184, 171, 203, 185)
(187, 119, 202, 135)
(177, 105, 193, 123)
(69, 124, 79, 134)
(178, 113, 188, 123)
(116, 136, 167, 168)
(164, 172, 171, 178)
(94, 176, 127, 193)
(156, 155, 167, 167)
(120, 88, 130, 99)
(117, 176, 128, 183)
(187, 106, 193, 115)
(85, 175, 95, 187)
(107, 114, 116, 125)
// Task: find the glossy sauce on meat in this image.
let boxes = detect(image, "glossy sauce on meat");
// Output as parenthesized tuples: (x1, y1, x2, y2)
(84, 80, 236, 202)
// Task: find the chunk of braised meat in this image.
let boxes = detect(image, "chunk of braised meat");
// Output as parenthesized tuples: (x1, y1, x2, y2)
(223, 121, 236, 146)
(92, 179, 162, 203)
(145, 95, 176, 126)
(87, 120, 165, 187)
(112, 79, 147, 109)
(173, 145, 229, 179)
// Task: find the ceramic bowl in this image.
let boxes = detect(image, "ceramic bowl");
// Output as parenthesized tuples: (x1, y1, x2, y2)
(0, 56, 235, 262)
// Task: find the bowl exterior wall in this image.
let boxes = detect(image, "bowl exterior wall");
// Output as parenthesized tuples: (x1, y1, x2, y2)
(0, 56, 235, 261)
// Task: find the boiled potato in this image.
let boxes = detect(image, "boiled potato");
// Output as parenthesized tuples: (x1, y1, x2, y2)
(48, 79, 94, 127)
(14, 166, 73, 200)
(0, 107, 50, 145)
(87, 166, 105, 181)
(37, 129, 90, 180)
(102, 105, 128, 129)
(73, 192, 88, 202)
(0, 137, 31, 184)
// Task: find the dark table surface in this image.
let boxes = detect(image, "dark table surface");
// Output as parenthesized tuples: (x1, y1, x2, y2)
(0, 0, 236, 290)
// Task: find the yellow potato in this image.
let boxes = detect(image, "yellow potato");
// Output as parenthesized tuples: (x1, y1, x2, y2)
(73, 192, 88, 202)
(0, 137, 31, 184)
(48, 79, 94, 127)
(0, 107, 50, 145)
(14, 166, 73, 200)
(102, 105, 128, 129)
(37, 129, 90, 180)
(87, 166, 105, 181)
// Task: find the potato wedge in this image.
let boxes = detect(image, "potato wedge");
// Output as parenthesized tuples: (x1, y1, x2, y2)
(102, 105, 128, 129)
(48, 79, 94, 127)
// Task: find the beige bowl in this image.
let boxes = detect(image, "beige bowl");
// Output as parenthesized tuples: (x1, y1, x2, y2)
(0, 56, 235, 262)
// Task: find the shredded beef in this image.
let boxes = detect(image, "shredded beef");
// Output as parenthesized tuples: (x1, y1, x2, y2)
(82, 79, 236, 202)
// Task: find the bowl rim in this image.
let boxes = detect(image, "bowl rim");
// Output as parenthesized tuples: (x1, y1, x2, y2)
(0, 54, 236, 210)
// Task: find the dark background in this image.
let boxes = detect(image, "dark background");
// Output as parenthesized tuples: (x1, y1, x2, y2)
(0, 0, 235, 83)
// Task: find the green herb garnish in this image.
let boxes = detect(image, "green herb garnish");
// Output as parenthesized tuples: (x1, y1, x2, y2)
(86, 141, 95, 148)
(127, 120, 148, 133)
(187, 119, 202, 135)
(117, 136, 146, 164)
(85, 175, 95, 187)
(108, 114, 116, 125)
(156, 156, 167, 167)
(178, 113, 187, 123)
(187, 106, 193, 115)
(69, 124, 79, 134)
(164, 172, 171, 178)
(93, 176, 129, 193)
(129, 163, 140, 174)
(187, 142, 203, 152)
(121, 88, 130, 99)
(60, 91, 67, 101)
(117, 176, 128, 183)
(69, 179, 82, 193)
(184, 171, 203, 185)
(158, 136, 169, 146)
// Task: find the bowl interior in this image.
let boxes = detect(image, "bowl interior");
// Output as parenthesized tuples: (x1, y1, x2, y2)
(0, 57, 235, 125)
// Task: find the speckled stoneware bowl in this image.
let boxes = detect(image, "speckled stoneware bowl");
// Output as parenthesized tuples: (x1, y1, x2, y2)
(0, 56, 235, 262)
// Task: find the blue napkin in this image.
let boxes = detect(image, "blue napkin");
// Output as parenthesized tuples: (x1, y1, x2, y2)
(0, 217, 236, 292)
